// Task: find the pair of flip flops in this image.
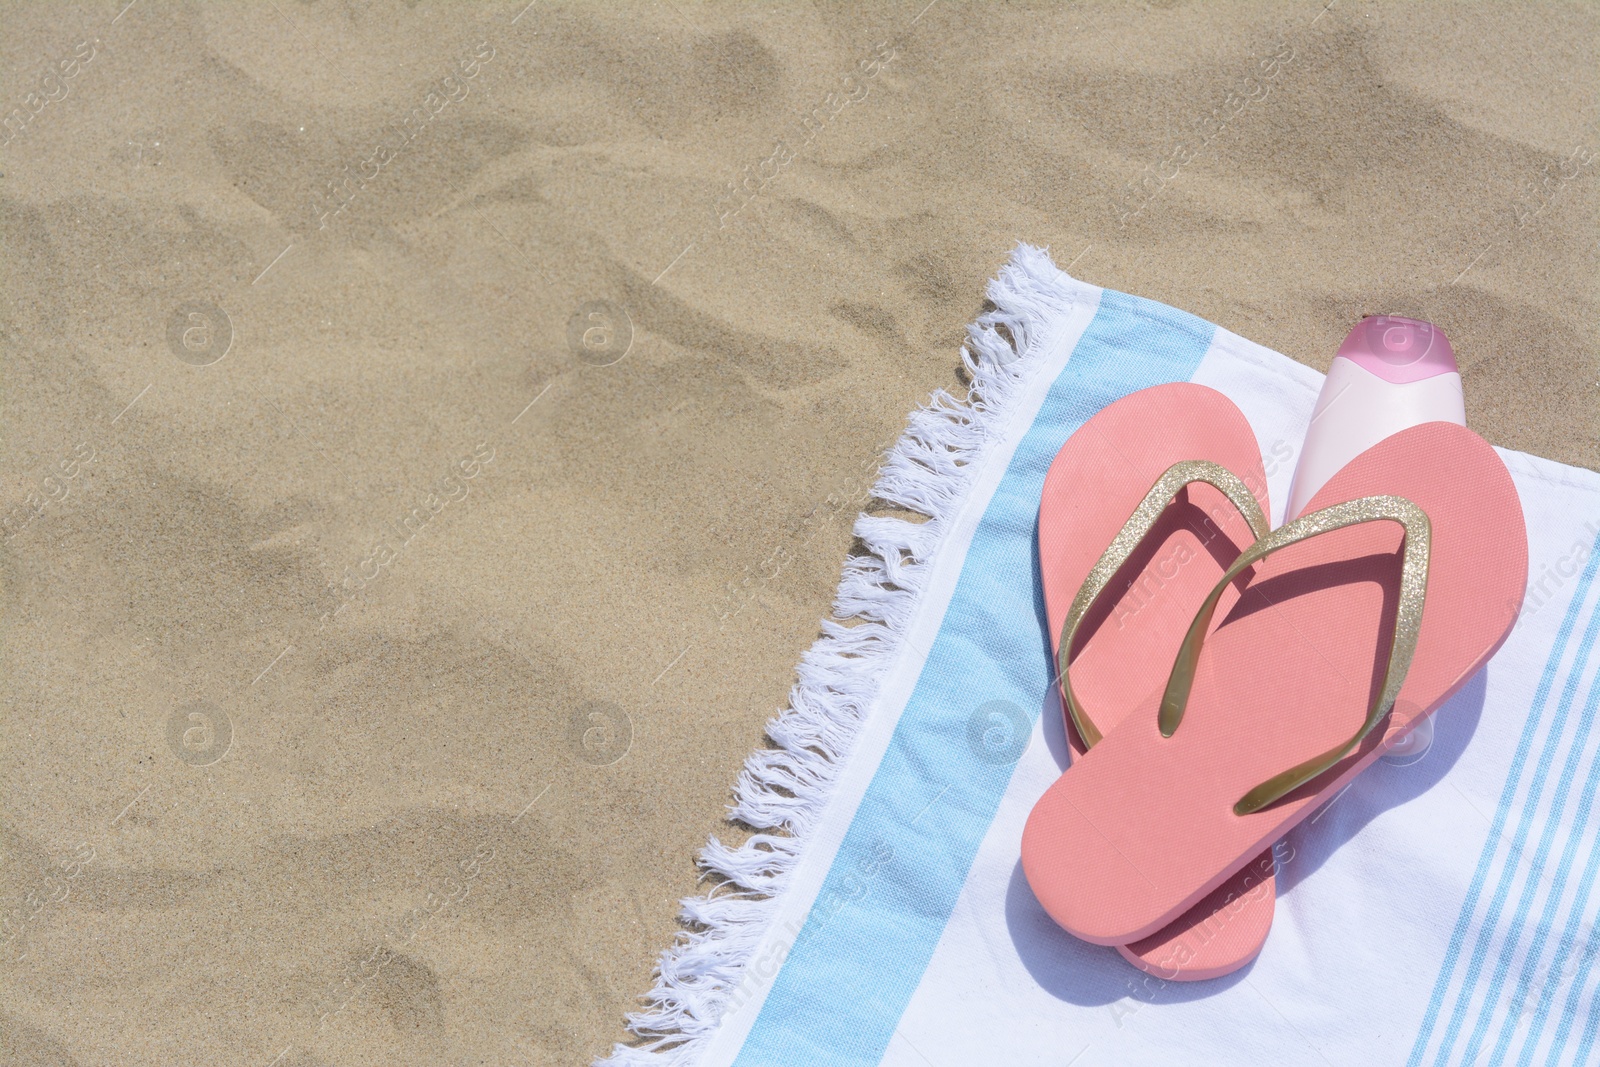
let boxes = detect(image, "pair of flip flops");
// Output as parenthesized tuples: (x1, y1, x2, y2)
(1020, 382, 1527, 980)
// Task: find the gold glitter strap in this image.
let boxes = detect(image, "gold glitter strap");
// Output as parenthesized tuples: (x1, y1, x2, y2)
(1157, 494, 1432, 816)
(1058, 460, 1270, 748)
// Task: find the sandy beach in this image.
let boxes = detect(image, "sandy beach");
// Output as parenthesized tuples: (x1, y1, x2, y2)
(0, 1, 1595, 1063)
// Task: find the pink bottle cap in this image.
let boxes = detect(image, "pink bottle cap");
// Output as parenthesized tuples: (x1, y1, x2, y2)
(1335, 316, 1457, 384)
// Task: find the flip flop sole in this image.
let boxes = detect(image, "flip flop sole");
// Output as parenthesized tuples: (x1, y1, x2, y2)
(1037, 381, 1278, 976)
(1117, 849, 1276, 981)
(1024, 422, 1526, 944)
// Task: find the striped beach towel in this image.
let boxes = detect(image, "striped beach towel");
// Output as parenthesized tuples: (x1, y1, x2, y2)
(606, 244, 1600, 1067)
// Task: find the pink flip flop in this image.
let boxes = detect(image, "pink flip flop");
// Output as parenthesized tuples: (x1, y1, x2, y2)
(1023, 421, 1527, 946)
(1038, 382, 1280, 979)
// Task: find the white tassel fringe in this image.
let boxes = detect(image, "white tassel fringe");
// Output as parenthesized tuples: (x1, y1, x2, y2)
(599, 243, 1076, 1065)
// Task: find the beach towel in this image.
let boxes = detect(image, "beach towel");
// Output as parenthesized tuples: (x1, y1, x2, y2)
(604, 244, 1600, 1067)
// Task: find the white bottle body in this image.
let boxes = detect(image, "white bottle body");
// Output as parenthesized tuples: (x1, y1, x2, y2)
(1285, 356, 1465, 520)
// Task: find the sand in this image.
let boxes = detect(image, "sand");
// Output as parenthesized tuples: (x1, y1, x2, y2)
(0, 0, 1595, 1063)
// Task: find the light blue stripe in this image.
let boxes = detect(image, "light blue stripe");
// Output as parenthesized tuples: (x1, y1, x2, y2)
(732, 291, 1217, 1067)
(1476, 589, 1600, 1063)
(1540, 968, 1593, 1063)
(1547, 923, 1600, 1064)
(1408, 533, 1600, 1066)
(1562, 946, 1600, 1064)
(1528, 858, 1600, 1066)
(1513, 641, 1600, 1066)
(1465, 588, 1600, 1062)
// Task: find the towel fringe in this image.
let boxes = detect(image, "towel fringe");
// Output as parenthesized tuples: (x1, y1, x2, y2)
(600, 244, 1075, 1064)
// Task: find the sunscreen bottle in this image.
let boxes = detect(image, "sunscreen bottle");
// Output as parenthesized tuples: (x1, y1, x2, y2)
(1286, 315, 1464, 521)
